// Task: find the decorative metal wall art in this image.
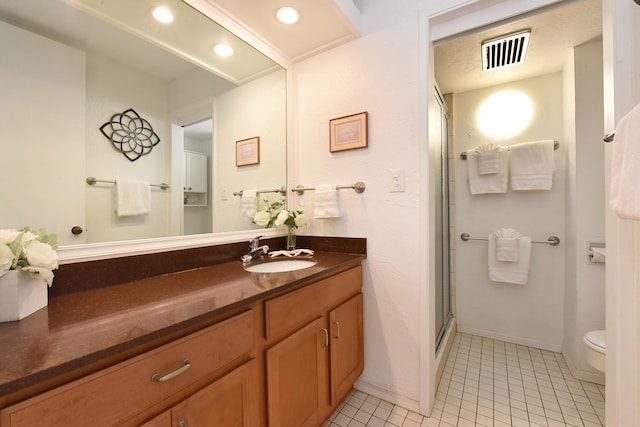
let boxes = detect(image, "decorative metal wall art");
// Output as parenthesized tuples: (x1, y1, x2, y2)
(100, 108, 160, 162)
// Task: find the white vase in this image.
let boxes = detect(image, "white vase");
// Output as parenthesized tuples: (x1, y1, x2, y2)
(0, 270, 48, 322)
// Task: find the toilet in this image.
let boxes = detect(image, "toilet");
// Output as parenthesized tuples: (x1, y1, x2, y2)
(583, 330, 606, 373)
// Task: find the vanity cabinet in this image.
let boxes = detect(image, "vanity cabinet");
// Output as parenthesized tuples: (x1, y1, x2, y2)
(0, 310, 256, 427)
(264, 267, 364, 427)
(142, 358, 260, 427)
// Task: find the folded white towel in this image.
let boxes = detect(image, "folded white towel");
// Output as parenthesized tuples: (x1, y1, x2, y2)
(475, 143, 502, 175)
(241, 189, 258, 217)
(467, 148, 508, 194)
(488, 233, 531, 285)
(314, 184, 340, 218)
(610, 103, 640, 220)
(115, 179, 150, 217)
(494, 228, 522, 262)
(510, 140, 555, 190)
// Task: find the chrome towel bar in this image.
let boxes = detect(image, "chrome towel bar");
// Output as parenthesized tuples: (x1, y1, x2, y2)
(233, 187, 286, 197)
(460, 141, 559, 160)
(86, 176, 169, 190)
(292, 182, 366, 195)
(460, 232, 560, 246)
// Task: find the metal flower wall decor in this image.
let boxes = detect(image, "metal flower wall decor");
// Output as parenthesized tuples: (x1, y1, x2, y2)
(99, 108, 160, 162)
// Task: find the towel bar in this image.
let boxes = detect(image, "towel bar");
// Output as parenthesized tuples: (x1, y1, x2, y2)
(86, 177, 169, 190)
(233, 187, 286, 197)
(460, 141, 559, 160)
(460, 232, 560, 246)
(292, 182, 366, 195)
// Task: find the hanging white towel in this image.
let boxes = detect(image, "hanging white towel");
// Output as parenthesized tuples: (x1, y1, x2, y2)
(475, 143, 502, 175)
(241, 189, 258, 217)
(488, 232, 531, 285)
(494, 228, 522, 262)
(510, 140, 555, 190)
(115, 179, 150, 217)
(610, 103, 640, 220)
(467, 147, 508, 194)
(314, 184, 341, 218)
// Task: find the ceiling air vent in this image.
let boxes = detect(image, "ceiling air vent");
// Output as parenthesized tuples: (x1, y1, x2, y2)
(482, 30, 531, 72)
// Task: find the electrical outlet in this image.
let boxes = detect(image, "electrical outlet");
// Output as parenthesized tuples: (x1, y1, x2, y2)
(389, 169, 405, 192)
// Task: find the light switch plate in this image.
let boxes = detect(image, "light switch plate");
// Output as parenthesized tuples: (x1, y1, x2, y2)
(389, 169, 405, 192)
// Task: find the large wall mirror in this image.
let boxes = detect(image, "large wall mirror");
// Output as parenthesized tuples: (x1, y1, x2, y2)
(0, 0, 287, 255)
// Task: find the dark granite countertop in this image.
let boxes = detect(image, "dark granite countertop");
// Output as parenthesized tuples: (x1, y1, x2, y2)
(0, 248, 364, 403)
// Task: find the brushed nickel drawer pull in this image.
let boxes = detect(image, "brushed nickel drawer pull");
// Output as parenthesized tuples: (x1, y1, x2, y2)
(151, 359, 191, 382)
(332, 320, 341, 339)
(178, 421, 187, 427)
(321, 328, 329, 348)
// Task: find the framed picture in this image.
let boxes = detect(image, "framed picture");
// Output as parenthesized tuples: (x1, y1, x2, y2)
(236, 136, 260, 166)
(329, 111, 368, 152)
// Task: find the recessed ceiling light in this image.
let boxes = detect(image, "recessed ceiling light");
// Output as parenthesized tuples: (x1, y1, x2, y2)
(213, 44, 234, 57)
(276, 6, 300, 24)
(152, 6, 174, 23)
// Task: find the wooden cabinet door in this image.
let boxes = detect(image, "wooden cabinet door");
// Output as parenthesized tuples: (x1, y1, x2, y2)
(184, 151, 207, 193)
(329, 293, 364, 405)
(170, 359, 259, 427)
(266, 317, 329, 427)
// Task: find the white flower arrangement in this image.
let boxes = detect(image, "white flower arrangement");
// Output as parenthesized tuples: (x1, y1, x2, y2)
(252, 197, 307, 231)
(0, 227, 59, 286)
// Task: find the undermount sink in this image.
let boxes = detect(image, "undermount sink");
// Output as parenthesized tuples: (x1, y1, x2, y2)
(243, 259, 317, 273)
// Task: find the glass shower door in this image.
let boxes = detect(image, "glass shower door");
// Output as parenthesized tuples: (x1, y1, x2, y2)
(434, 86, 451, 351)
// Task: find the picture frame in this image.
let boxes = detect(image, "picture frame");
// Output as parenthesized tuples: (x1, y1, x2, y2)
(236, 136, 260, 166)
(329, 111, 368, 152)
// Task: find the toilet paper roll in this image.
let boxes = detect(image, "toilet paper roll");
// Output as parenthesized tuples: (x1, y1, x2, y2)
(591, 247, 606, 264)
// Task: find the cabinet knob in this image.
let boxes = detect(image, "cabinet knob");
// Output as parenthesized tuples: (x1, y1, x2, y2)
(178, 421, 187, 427)
(71, 226, 83, 235)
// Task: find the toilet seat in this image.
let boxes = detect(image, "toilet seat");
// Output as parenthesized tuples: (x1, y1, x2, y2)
(584, 330, 606, 355)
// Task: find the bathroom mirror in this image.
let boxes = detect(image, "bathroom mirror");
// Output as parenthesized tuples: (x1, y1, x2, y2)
(0, 0, 287, 249)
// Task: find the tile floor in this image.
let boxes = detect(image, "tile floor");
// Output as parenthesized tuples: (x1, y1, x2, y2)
(324, 333, 605, 427)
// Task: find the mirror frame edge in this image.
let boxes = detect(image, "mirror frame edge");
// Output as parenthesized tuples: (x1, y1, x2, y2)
(58, 0, 293, 265)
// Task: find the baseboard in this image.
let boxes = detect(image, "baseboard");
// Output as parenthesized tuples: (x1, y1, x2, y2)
(353, 380, 421, 414)
(457, 325, 562, 352)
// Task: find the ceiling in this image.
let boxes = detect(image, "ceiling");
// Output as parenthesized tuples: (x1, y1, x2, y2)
(207, 0, 362, 62)
(435, 0, 602, 94)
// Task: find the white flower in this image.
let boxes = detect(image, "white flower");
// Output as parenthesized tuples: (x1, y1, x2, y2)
(0, 244, 15, 277)
(23, 239, 58, 271)
(0, 229, 19, 245)
(275, 210, 289, 227)
(253, 211, 272, 228)
(294, 213, 307, 227)
(22, 265, 55, 287)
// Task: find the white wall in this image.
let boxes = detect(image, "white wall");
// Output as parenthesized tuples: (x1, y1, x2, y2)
(453, 73, 566, 351)
(213, 69, 287, 233)
(293, 19, 424, 407)
(85, 54, 172, 243)
(563, 39, 605, 383)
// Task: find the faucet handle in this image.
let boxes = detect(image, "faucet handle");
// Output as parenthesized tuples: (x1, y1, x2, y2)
(249, 235, 263, 249)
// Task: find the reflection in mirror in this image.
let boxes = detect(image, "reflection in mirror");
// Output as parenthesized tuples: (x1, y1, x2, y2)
(0, 0, 286, 247)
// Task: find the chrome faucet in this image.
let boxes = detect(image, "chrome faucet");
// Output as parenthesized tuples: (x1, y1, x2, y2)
(241, 236, 269, 263)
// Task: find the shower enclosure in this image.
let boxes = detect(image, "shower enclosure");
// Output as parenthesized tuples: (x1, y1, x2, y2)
(434, 86, 452, 351)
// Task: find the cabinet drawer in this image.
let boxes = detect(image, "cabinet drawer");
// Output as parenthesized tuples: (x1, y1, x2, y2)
(0, 310, 255, 427)
(265, 266, 361, 341)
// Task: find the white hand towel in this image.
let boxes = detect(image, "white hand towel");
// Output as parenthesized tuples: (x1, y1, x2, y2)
(314, 184, 340, 218)
(494, 228, 522, 262)
(610, 103, 640, 220)
(475, 143, 501, 175)
(510, 140, 555, 190)
(241, 189, 258, 217)
(488, 233, 531, 285)
(467, 148, 508, 194)
(115, 179, 150, 217)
